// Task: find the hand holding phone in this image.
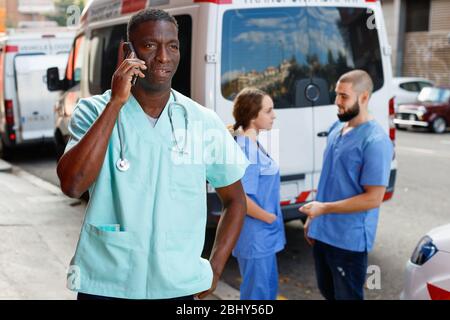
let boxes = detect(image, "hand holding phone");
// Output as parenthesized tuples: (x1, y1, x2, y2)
(110, 42, 146, 106)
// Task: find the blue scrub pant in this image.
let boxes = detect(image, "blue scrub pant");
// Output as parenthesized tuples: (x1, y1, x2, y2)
(237, 254, 278, 300)
(312, 240, 368, 300)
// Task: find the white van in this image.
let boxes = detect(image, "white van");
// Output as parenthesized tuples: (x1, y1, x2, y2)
(47, 0, 397, 223)
(0, 28, 75, 158)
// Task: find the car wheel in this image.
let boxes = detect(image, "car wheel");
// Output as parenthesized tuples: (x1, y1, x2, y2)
(431, 117, 447, 134)
(395, 124, 407, 131)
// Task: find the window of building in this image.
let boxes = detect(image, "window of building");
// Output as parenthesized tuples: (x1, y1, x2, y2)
(406, 0, 430, 32)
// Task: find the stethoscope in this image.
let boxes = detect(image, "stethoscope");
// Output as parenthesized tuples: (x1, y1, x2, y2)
(116, 90, 188, 172)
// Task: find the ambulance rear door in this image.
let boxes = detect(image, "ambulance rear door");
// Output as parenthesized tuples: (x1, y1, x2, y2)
(14, 53, 68, 141)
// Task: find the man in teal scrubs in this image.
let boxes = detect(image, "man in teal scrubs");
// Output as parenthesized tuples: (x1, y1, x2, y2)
(57, 9, 249, 300)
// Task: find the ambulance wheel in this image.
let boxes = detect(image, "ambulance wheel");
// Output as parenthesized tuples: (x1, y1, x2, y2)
(80, 191, 90, 202)
(299, 214, 307, 225)
(0, 138, 12, 160)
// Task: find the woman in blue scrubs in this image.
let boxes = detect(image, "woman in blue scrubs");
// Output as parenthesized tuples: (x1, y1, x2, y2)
(230, 88, 286, 300)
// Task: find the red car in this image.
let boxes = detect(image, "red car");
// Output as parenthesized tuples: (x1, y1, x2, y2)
(394, 87, 450, 133)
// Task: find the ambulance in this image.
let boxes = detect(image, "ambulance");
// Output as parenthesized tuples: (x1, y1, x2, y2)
(0, 28, 75, 158)
(47, 0, 397, 223)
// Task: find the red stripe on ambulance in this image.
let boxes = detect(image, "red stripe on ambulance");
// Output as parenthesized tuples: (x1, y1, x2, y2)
(194, 0, 232, 4)
(121, 0, 147, 14)
(295, 191, 311, 204)
(280, 191, 313, 206)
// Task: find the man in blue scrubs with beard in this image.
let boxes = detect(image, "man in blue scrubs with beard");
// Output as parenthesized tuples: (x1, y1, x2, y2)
(300, 70, 393, 300)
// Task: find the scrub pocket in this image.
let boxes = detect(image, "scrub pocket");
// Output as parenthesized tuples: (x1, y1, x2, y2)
(76, 223, 135, 291)
(169, 162, 205, 200)
(163, 231, 203, 287)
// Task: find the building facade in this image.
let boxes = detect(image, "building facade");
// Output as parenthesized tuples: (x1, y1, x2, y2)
(0, 0, 56, 31)
(383, 0, 450, 86)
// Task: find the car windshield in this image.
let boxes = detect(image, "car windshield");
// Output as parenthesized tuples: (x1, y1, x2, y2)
(418, 87, 450, 103)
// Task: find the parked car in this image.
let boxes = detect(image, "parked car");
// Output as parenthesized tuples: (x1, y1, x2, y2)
(392, 77, 434, 107)
(401, 224, 450, 300)
(394, 87, 450, 133)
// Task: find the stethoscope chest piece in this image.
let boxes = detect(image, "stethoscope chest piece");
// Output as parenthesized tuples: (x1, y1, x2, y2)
(116, 158, 130, 172)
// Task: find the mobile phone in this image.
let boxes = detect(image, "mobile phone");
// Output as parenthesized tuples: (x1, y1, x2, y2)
(126, 42, 138, 86)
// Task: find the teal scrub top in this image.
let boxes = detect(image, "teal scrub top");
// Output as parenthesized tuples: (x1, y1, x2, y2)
(65, 89, 249, 299)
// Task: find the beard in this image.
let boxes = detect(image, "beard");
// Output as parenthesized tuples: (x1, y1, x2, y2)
(337, 100, 360, 122)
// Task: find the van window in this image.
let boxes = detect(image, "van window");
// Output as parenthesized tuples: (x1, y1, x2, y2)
(0, 49, 4, 100)
(221, 7, 384, 108)
(88, 17, 191, 97)
(172, 15, 192, 97)
(89, 24, 127, 95)
(65, 35, 85, 87)
(418, 81, 432, 90)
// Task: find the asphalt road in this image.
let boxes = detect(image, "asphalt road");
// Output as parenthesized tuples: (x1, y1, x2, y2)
(7, 129, 450, 300)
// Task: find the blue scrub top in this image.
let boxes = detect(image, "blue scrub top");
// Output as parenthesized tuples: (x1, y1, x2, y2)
(232, 135, 286, 259)
(64, 90, 249, 299)
(308, 120, 393, 252)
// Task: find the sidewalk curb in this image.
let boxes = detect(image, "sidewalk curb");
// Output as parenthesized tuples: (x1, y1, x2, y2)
(0, 159, 12, 173)
(11, 165, 63, 196)
(213, 280, 240, 300)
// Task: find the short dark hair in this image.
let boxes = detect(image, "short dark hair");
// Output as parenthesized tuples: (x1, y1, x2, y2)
(338, 70, 374, 97)
(127, 8, 178, 41)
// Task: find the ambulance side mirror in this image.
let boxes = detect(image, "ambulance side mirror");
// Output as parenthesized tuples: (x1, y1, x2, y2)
(47, 67, 64, 91)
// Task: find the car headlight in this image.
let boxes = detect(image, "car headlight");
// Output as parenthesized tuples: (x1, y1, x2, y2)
(417, 106, 427, 119)
(418, 106, 427, 113)
(410, 236, 438, 266)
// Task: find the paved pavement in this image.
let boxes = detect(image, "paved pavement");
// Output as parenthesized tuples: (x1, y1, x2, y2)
(0, 159, 238, 300)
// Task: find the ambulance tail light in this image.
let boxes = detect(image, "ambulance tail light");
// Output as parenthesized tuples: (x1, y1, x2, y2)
(383, 191, 393, 202)
(5, 99, 16, 143)
(389, 97, 396, 143)
(5, 45, 19, 53)
(5, 100, 14, 126)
